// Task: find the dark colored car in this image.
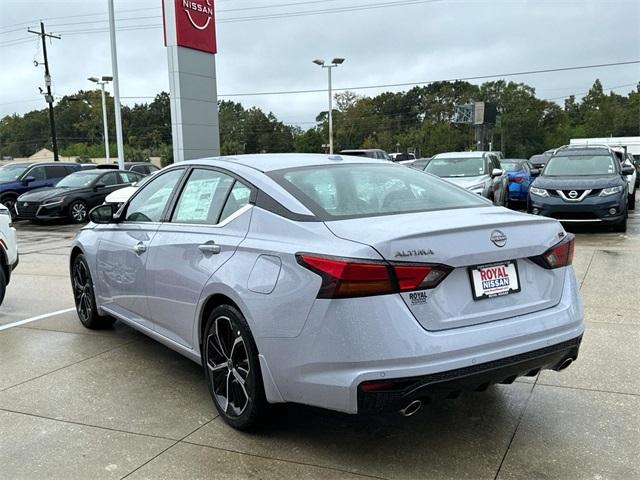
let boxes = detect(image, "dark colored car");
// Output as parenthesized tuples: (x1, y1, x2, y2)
(96, 162, 160, 176)
(500, 159, 534, 204)
(0, 162, 81, 216)
(528, 147, 635, 232)
(15, 169, 143, 223)
(529, 152, 553, 170)
(339, 149, 391, 161)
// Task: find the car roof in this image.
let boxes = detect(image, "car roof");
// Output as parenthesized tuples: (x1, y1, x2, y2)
(502, 158, 528, 162)
(339, 149, 383, 153)
(552, 147, 612, 157)
(181, 153, 389, 173)
(432, 151, 490, 159)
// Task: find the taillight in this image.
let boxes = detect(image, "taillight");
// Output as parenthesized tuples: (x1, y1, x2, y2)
(531, 234, 575, 269)
(296, 254, 452, 298)
(510, 176, 524, 183)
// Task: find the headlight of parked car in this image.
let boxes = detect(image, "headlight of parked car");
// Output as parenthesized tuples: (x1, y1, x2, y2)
(42, 197, 64, 206)
(530, 187, 549, 197)
(599, 186, 623, 196)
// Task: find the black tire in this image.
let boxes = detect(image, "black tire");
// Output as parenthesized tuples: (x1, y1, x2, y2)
(203, 305, 267, 430)
(0, 195, 17, 220)
(0, 267, 6, 306)
(613, 214, 627, 233)
(68, 200, 89, 224)
(71, 254, 114, 329)
(628, 192, 636, 211)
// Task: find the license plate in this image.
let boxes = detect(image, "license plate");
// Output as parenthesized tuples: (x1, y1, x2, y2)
(469, 261, 521, 300)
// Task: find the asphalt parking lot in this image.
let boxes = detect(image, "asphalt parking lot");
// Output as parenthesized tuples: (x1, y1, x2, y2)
(1, 213, 639, 480)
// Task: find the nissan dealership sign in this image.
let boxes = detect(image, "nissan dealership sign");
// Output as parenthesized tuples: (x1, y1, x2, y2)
(162, 0, 220, 161)
(164, 0, 217, 54)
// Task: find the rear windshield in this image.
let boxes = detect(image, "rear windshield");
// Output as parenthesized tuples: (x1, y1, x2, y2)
(269, 164, 487, 220)
(544, 155, 617, 176)
(425, 157, 486, 177)
(501, 161, 524, 172)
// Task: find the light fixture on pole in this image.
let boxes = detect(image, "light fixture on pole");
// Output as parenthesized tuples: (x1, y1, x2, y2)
(88, 76, 113, 162)
(313, 58, 345, 155)
(108, 0, 125, 170)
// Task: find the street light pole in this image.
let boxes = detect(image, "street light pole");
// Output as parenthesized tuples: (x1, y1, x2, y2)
(88, 76, 113, 162)
(313, 58, 345, 155)
(108, 0, 125, 170)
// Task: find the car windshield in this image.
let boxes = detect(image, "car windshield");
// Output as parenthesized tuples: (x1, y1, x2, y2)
(0, 164, 30, 182)
(501, 161, 524, 172)
(425, 157, 486, 177)
(544, 155, 617, 176)
(269, 163, 487, 220)
(56, 171, 101, 187)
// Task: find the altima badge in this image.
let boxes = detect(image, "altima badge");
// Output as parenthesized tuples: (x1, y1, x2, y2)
(490, 230, 507, 247)
(395, 249, 434, 258)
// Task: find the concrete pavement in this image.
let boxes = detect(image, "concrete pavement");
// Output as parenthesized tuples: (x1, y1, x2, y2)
(1, 215, 639, 480)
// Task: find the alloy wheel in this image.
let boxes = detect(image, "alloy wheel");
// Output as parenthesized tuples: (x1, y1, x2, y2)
(205, 316, 252, 417)
(72, 259, 93, 323)
(71, 203, 87, 222)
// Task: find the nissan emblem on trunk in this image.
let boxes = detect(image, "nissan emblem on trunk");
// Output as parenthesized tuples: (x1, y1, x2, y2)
(490, 230, 507, 247)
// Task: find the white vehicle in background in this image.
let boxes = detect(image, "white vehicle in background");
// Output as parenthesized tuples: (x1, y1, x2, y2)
(104, 170, 158, 207)
(0, 203, 18, 305)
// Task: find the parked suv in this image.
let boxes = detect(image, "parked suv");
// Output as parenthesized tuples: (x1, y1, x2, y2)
(0, 162, 80, 217)
(425, 151, 508, 206)
(528, 146, 634, 232)
(0, 203, 18, 305)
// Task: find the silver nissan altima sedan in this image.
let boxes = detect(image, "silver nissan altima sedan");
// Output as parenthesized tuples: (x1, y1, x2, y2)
(70, 154, 584, 430)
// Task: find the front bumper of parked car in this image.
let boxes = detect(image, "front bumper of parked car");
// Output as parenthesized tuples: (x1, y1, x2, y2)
(14, 201, 67, 220)
(528, 192, 626, 223)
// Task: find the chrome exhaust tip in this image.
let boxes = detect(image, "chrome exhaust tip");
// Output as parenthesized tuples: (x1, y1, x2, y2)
(399, 400, 422, 417)
(557, 358, 574, 371)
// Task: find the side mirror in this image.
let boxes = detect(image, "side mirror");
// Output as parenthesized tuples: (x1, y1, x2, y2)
(23, 176, 35, 185)
(491, 168, 504, 178)
(89, 204, 117, 224)
(621, 166, 635, 176)
(94, 183, 106, 190)
(530, 168, 541, 177)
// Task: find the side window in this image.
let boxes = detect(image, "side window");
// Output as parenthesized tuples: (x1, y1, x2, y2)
(45, 165, 69, 178)
(171, 169, 234, 225)
(118, 172, 140, 184)
(99, 172, 119, 186)
(27, 166, 46, 181)
(219, 182, 252, 222)
(126, 169, 184, 223)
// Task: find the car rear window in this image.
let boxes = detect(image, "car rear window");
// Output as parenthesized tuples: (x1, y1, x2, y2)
(544, 155, 617, 176)
(425, 157, 486, 177)
(268, 163, 486, 220)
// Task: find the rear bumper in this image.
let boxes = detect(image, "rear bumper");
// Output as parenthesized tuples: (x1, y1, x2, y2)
(358, 336, 581, 413)
(508, 183, 528, 202)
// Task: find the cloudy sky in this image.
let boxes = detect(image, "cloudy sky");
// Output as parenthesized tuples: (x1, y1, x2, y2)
(0, 0, 638, 126)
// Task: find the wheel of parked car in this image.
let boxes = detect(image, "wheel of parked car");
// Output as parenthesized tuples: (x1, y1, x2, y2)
(203, 304, 266, 430)
(71, 254, 114, 329)
(0, 268, 6, 306)
(629, 192, 636, 211)
(0, 195, 17, 219)
(68, 200, 88, 223)
(614, 214, 628, 233)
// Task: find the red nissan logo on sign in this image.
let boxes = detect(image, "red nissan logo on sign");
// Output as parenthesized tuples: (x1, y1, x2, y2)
(165, 0, 217, 54)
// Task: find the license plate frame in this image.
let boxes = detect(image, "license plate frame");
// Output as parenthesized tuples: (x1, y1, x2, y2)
(468, 260, 521, 301)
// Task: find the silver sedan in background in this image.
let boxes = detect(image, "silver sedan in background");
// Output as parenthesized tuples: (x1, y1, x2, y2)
(70, 154, 583, 430)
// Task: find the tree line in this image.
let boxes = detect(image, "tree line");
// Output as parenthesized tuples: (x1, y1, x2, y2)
(0, 79, 637, 163)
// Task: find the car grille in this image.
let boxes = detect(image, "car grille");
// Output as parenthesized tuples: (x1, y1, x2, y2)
(16, 201, 39, 218)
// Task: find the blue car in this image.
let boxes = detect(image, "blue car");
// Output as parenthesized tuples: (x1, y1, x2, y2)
(0, 162, 81, 217)
(500, 159, 534, 204)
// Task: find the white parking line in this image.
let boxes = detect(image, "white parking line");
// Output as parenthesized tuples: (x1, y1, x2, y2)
(0, 307, 75, 332)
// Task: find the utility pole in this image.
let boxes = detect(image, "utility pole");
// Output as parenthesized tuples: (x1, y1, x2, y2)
(28, 22, 60, 161)
(108, 0, 125, 170)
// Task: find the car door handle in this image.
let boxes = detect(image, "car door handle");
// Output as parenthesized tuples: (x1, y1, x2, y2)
(198, 241, 221, 255)
(133, 242, 147, 255)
